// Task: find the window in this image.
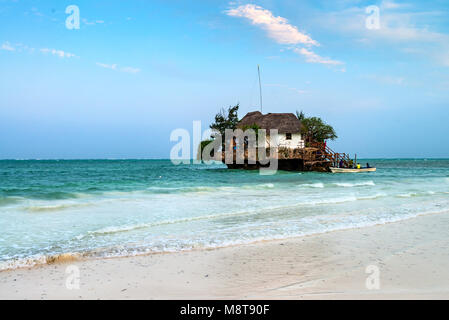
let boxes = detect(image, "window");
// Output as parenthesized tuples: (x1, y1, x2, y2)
(286, 133, 292, 140)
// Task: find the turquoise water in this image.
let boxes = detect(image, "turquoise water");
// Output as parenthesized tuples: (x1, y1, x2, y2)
(1, 159, 449, 269)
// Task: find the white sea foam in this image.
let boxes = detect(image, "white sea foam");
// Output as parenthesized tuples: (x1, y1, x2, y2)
(25, 202, 92, 212)
(0, 253, 81, 271)
(305, 196, 358, 205)
(145, 183, 275, 194)
(4, 208, 448, 271)
(356, 193, 386, 200)
(258, 183, 275, 189)
(396, 190, 437, 198)
(299, 182, 324, 188)
(334, 181, 375, 187)
(79, 210, 265, 238)
(0, 196, 25, 206)
(76, 195, 373, 240)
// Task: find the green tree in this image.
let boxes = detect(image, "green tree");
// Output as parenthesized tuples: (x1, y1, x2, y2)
(198, 104, 240, 159)
(296, 110, 305, 121)
(296, 110, 337, 142)
(198, 139, 214, 160)
(210, 104, 240, 138)
(199, 139, 213, 153)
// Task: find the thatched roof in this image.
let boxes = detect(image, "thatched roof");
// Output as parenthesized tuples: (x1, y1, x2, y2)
(237, 111, 301, 134)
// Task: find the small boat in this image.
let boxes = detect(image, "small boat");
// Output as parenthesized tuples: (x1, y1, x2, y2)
(330, 167, 376, 173)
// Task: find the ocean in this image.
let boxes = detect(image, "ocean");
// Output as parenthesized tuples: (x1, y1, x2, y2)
(1, 159, 448, 270)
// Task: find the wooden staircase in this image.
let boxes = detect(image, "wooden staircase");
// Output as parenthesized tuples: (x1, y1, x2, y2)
(308, 142, 351, 169)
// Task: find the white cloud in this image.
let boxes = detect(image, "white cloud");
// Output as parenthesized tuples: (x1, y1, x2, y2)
(438, 53, 449, 67)
(96, 63, 140, 74)
(293, 48, 343, 66)
(1, 42, 15, 51)
(1, 42, 76, 58)
(314, 3, 449, 66)
(317, 5, 447, 42)
(226, 4, 318, 46)
(121, 66, 141, 74)
(362, 74, 406, 86)
(374, 16, 448, 43)
(226, 4, 343, 67)
(82, 18, 105, 26)
(30, 7, 44, 17)
(40, 48, 76, 58)
(381, 0, 409, 10)
(96, 62, 118, 70)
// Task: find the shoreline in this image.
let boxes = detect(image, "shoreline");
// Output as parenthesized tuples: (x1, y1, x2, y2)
(1, 208, 447, 273)
(1, 211, 449, 299)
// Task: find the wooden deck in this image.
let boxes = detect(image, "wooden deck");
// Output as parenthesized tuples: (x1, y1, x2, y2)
(220, 142, 352, 172)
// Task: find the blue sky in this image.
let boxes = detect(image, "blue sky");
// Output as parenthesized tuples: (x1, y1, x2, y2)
(1, 0, 448, 159)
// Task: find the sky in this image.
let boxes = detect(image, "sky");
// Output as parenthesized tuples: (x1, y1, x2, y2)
(0, 0, 448, 159)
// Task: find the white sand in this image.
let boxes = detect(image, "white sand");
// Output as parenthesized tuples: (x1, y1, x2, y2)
(1, 211, 449, 299)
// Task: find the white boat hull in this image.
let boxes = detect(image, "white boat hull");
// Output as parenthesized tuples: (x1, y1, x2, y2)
(330, 167, 376, 173)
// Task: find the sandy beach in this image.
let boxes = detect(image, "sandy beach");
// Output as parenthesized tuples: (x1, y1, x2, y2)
(1, 211, 449, 300)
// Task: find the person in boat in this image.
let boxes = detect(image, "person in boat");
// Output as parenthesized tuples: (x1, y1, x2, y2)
(357, 163, 361, 169)
(339, 159, 344, 168)
(366, 163, 370, 168)
(348, 160, 354, 168)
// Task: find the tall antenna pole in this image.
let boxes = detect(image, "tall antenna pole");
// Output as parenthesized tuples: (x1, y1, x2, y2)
(257, 65, 263, 113)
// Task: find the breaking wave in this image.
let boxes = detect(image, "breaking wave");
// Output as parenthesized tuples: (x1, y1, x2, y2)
(396, 190, 437, 198)
(0, 253, 81, 271)
(334, 181, 375, 187)
(146, 183, 275, 194)
(25, 203, 92, 212)
(0, 196, 24, 207)
(299, 182, 325, 188)
(3, 208, 448, 271)
(76, 194, 390, 239)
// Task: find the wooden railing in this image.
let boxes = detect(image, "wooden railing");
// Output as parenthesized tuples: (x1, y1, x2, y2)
(309, 142, 351, 168)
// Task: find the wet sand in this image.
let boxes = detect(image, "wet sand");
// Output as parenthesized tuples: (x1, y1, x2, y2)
(1, 211, 449, 299)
